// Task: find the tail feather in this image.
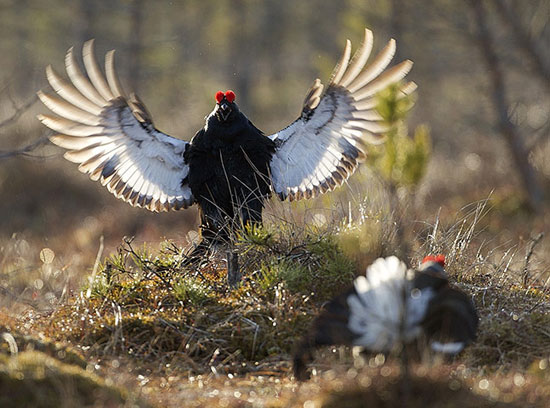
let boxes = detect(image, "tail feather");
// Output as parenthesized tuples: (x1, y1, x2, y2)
(292, 255, 479, 380)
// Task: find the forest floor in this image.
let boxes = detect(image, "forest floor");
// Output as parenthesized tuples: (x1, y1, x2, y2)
(1, 197, 550, 407)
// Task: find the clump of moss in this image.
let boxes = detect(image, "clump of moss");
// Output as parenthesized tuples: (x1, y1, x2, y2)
(0, 331, 87, 369)
(239, 223, 357, 301)
(0, 351, 149, 408)
(173, 276, 215, 305)
(256, 236, 355, 301)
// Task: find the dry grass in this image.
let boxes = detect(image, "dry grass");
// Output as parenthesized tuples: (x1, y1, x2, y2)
(417, 200, 550, 370)
(1, 197, 550, 407)
(22, 224, 357, 376)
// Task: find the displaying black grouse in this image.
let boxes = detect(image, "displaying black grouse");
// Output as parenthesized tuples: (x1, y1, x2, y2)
(185, 90, 275, 248)
(292, 255, 479, 381)
(37, 29, 415, 284)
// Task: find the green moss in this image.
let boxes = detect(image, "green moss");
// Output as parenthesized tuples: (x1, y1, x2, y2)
(0, 351, 149, 408)
(173, 277, 214, 305)
(0, 333, 87, 369)
(238, 223, 275, 249)
(255, 233, 356, 301)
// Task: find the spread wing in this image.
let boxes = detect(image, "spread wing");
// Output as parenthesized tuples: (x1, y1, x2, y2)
(37, 40, 193, 212)
(269, 29, 416, 201)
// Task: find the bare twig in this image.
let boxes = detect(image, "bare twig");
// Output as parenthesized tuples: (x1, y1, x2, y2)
(0, 94, 38, 128)
(86, 235, 105, 298)
(0, 90, 51, 160)
(0, 132, 51, 160)
(122, 236, 173, 288)
(521, 232, 544, 288)
(0, 333, 18, 355)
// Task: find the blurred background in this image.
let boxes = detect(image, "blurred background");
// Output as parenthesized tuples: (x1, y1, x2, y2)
(0, 0, 549, 309)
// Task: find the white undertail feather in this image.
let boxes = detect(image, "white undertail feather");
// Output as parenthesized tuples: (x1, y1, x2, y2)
(38, 40, 193, 212)
(269, 29, 416, 201)
(347, 256, 434, 351)
(430, 341, 465, 354)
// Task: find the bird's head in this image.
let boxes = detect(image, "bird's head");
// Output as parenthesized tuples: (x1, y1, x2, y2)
(413, 254, 447, 291)
(419, 254, 446, 277)
(213, 90, 238, 123)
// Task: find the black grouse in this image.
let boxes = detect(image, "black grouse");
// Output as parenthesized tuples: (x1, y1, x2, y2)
(292, 255, 479, 381)
(37, 29, 415, 284)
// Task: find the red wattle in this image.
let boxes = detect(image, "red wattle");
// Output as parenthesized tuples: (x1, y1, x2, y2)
(422, 254, 446, 267)
(225, 90, 235, 103)
(215, 91, 224, 103)
(422, 255, 436, 264)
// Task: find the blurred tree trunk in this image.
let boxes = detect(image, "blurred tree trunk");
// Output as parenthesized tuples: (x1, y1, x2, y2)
(468, 0, 544, 213)
(492, 0, 550, 91)
(77, 0, 96, 43)
(14, 0, 31, 95)
(261, 1, 286, 81)
(127, 0, 145, 93)
(230, 0, 255, 111)
(390, 0, 404, 62)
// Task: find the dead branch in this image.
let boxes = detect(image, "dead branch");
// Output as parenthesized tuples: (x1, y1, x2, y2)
(0, 91, 48, 160)
(0, 94, 38, 129)
(521, 232, 544, 288)
(0, 132, 50, 160)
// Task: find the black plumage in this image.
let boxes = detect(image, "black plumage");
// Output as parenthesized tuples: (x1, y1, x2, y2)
(184, 98, 275, 245)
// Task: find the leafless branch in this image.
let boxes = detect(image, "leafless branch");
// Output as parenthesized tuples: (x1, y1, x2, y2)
(0, 94, 38, 129)
(522, 232, 544, 288)
(0, 89, 49, 160)
(0, 131, 51, 160)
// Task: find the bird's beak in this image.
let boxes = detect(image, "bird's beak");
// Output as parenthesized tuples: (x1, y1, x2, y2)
(219, 102, 231, 121)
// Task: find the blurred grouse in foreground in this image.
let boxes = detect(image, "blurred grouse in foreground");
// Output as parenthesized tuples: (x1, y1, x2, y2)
(37, 29, 415, 284)
(293, 255, 478, 381)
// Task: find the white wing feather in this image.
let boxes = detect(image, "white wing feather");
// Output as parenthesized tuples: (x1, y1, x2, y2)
(346, 256, 434, 351)
(269, 29, 416, 201)
(38, 40, 193, 212)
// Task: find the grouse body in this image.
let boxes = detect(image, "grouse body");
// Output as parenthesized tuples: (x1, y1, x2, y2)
(293, 255, 479, 380)
(184, 101, 275, 243)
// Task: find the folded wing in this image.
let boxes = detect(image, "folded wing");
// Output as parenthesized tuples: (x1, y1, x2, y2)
(38, 40, 193, 212)
(269, 29, 416, 201)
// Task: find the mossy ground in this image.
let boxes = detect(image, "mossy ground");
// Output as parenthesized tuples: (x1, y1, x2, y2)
(2, 203, 550, 407)
(0, 350, 150, 408)
(27, 224, 357, 373)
